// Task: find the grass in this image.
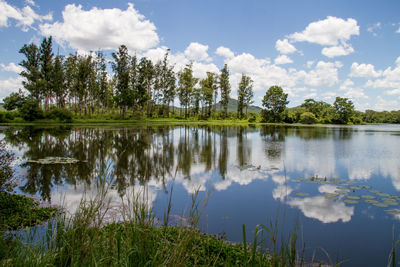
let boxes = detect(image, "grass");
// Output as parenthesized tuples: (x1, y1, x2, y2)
(0, 171, 305, 267)
(0, 192, 58, 231)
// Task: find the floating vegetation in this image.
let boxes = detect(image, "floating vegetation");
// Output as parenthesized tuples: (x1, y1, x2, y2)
(295, 192, 309, 197)
(346, 181, 356, 185)
(365, 199, 379, 204)
(324, 193, 339, 200)
(334, 190, 350, 195)
(369, 189, 381, 194)
(27, 157, 80, 164)
(386, 209, 400, 215)
(372, 203, 390, 208)
(382, 198, 399, 206)
(376, 192, 391, 197)
(361, 195, 376, 199)
(343, 199, 359, 204)
(347, 196, 361, 200)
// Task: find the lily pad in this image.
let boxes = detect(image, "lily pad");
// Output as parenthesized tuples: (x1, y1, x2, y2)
(27, 157, 80, 164)
(372, 203, 390, 208)
(346, 181, 356, 185)
(361, 195, 376, 199)
(324, 193, 339, 200)
(344, 199, 359, 204)
(335, 190, 350, 195)
(376, 192, 391, 197)
(347, 196, 361, 200)
(295, 192, 309, 197)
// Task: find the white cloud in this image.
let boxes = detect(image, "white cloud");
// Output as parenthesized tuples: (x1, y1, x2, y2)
(0, 1, 52, 32)
(0, 76, 24, 101)
(288, 196, 354, 223)
(184, 42, 211, 62)
(39, 3, 158, 52)
(192, 62, 219, 79)
(367, 22, 381, 36)
(25, 0, 36, 6)
(322, 44, 354, 58)
(0, 62, 23, 74)
(275, 39, 297, 54)
(303, 61, 340, 87)
(289, 16, 359, 46)
(396, 56, 400, 67)
(306, 61, 314, 68)
(373, 96, 399, 111)
(215, 46, 234, 58)
(349, 62, 382, 78)
(339, 79, 368, 100)
(274, 55, 293, 65)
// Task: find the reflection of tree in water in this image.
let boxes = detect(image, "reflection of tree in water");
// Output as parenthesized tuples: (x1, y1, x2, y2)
(260, 126, 287, 161)
(237, 126, 251, 167)
(1, 125, 259, 200)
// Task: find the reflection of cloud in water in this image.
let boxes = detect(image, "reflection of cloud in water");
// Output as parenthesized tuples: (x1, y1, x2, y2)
(273, 184, 293, 200)
(318, 184, 338, 194)
(288, 196, 354, 223)
(284, 138, 336, 178)
(51, 182, 159, 222)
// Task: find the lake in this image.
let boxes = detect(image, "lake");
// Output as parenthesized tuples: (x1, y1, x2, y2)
(2, 124, 400, 266)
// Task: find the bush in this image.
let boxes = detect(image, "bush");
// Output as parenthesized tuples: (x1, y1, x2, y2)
(19, 98, 43, 121)
(300, 112, 317, 124)
(248, 112, 257, 123)
(45, 108, 73, 122)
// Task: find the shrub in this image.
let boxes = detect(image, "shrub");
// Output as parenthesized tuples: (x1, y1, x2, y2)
(19, 98, 43, 121)
(300, 112, 317, 124)
(45, 108, 73, 122)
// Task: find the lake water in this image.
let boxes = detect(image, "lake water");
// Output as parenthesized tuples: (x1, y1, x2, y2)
(2, 124, 400, 266)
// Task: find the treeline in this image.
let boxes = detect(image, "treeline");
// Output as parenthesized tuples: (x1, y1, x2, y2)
(2, 37, 254, 121)
(2, 36, 399, 124)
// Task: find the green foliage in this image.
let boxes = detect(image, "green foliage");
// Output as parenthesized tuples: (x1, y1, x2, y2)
(300, 112, 317, 124)
(0, 141, 15, 193)
(333, 97, 355, 124)
(178, 63, 198, 118)
(262, 86, 289, 122)
(3, 90, 26, 111)
(0, 192, 57, 230)
(219, 64, 231, 118)
(237, 74, 253, 119)
(19, 98, 43, 121)
(45, 108, 73, 122)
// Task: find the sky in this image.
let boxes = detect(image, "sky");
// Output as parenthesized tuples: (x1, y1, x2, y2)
(0, 0, 399, 111)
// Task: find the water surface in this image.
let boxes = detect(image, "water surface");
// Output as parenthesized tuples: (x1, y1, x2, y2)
(2, 124, 400, 266)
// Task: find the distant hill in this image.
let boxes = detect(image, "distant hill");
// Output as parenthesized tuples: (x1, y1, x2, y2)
(214, 98, 262, 113)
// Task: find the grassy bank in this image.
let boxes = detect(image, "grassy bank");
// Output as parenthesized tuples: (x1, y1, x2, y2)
(0, 186, 300, 267)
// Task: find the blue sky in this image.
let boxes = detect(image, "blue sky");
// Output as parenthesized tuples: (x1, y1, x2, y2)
(1, 0, 399, 110)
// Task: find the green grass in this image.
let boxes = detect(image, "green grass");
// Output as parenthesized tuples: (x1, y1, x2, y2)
(0, 192, 58, 231)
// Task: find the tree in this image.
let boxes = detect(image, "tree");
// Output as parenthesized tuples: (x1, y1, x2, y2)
(154, 51, 176, 116)
(262, 85, 289, 122)
(136, 57, 155, 115)
(219, 64, 231, 118)
(19, 43, 41, 100)
(52, 56, 66, 108)
(39, 36, 54, 111)
(333, 97, 354, 124)
(178, 63, 198, 118)
(3, 90, 26, 111)
(112, 45, 132, 119)
(237, 74, 253, 119)
(200, 72, 217, 118)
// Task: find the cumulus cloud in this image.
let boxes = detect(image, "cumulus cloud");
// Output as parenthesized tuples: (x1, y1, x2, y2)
(274, 55, 293, 65)
(289, 16, 359, 58)
(322, 44, 354, 58)
(349, 62, 382, 78)
(372, 96, 399, 111)
(288, 196, 354, 223)
(339, 79, 368, 100)
(306, 61, 314, 68)
(0, 62, 23, 74)
(215, 46, 234, 58)
(184, 42, 211, 62)
(25, 0, 36, 6)
(0, 0, 52, 32)
(289, 16, 359, 46)
(0, 76, 24, 101)
(275, 39, 297, 54)
(302, 61, 340, 87)
(39, 3, 159, 52)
